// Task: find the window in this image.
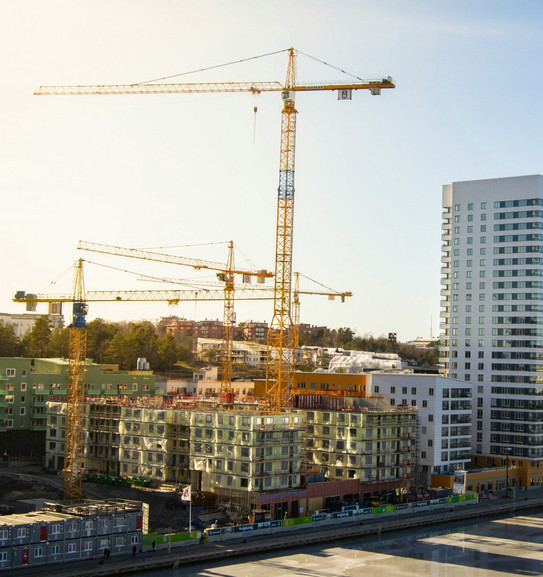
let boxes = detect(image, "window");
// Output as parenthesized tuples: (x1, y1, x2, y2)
(50, 545, 60, 555)
(5, 369, 15, 377)
(115, 536, 126, 548)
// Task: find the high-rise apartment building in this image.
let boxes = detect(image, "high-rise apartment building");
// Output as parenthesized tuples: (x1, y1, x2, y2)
(440, 175, 543, 462)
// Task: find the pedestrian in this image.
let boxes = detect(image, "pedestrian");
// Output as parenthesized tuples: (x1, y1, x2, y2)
(132, 545, 137, 557)
(152, 540, 156, 552)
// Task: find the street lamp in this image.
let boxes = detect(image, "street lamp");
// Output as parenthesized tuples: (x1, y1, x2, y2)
(505, 447, 512, 499)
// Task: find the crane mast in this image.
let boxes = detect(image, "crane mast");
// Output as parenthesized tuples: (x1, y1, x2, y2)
(64, 258, 88, 500)
(265, 48, 297, 411)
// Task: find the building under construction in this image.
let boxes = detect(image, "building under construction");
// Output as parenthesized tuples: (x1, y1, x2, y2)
(45, 393, 417, 517)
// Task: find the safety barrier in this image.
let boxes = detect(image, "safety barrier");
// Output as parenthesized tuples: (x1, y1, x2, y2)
(146, 494, 478, 550)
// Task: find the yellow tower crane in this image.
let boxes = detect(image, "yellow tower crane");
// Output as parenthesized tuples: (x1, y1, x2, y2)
(35, 47, 395, 412)
(64, 258, 87, 500)
(13, 259, 278, 500)
(291, 272, 353, 351)
(77, 240, 271, 397)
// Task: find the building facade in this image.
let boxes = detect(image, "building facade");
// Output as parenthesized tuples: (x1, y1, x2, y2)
(0, 358, 155, 438)
(299, 404, 416, 487)
(369, 372, 472, 485)
(440, 175, 543, 461)
(0, 499, 144, 572)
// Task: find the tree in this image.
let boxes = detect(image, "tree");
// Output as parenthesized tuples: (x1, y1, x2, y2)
(337, 327, 355, 348)
(87, 319, 118, 363)
(156, 333, 179, 372)
(0, 324, 21, 356)
(48, 327, 70, 358)
(24, 316, 52, 357)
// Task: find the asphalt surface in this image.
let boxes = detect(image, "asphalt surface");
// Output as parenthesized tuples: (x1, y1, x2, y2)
(14, 486, 543, 577)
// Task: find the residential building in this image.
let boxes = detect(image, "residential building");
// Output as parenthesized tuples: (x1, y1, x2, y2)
(0, 358, 155, 460)
(45, 394, 418, 516)
(440, 175, 543, 472)
(45, 399, 304, 513)
(242, 321, 268, 342)
(369, 372, 472, 485)
(196, 338, 267, 368)
(299, 402, 416, 488)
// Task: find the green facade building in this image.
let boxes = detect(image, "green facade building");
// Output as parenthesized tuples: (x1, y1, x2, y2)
(0, 357, 156, 458)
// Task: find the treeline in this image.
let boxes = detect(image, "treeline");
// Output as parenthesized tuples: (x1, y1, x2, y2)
(0, 318, 438, 372)
(0, 318, 196, 373)
(299, 327, 438, 368)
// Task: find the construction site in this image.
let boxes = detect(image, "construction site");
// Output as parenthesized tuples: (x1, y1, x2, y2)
(1, 49, 403, 571)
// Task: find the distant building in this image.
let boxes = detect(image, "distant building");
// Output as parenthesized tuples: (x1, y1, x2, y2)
(242, 321, 268, 342)
(195, 320, 223, 339)
(157, 316, 196, 335)
(404, 338, 439, 349)
(196, 338, 267, 368)
(328, 350, 404, 372)
(0, 312, 63, 338)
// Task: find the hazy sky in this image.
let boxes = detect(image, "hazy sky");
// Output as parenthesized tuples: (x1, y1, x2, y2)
(2, 1, 543, 342)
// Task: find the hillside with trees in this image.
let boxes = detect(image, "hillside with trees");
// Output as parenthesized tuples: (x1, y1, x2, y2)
(0, 317, 438, 373)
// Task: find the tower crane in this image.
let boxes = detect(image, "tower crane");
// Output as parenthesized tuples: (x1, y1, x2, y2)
(77, 240, 272, 396)
(63, 259, 87, 500)
(35, 47, 395, 412)
(14, 257, 274, 500)
(291, 272, 353, 351)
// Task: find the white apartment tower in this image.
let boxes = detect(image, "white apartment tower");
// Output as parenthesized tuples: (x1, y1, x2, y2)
(440, 175, 543, 462)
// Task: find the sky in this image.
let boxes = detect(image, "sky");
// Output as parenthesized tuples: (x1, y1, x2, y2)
(2, 1, 543, 342)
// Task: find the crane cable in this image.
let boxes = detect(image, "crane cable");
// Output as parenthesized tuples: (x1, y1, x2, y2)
(134, 49, 290, 85)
